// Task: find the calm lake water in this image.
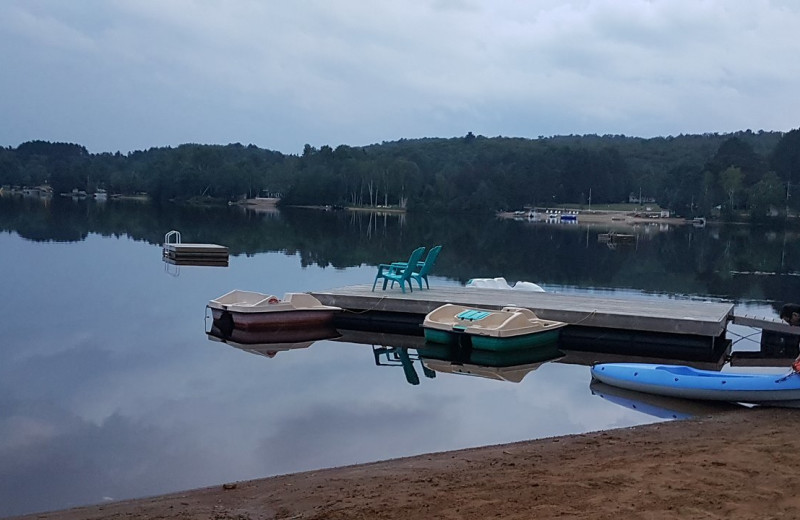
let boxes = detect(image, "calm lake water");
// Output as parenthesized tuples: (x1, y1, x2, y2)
(1, 196, 797, 517)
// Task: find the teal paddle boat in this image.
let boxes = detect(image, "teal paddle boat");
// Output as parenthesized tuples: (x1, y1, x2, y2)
(423, 304, 567, 352)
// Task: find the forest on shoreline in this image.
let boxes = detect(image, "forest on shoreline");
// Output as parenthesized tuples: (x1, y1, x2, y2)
(2, 129, 800, 220)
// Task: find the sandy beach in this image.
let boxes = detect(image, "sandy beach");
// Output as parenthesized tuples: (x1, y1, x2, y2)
(15, 407, 800, 520)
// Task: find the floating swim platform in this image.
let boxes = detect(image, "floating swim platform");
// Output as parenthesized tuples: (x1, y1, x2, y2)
(162, 230, 228, 262)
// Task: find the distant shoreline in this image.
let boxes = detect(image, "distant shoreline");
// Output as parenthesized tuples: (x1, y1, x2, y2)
(237, 198, 407, 214)
(238, 197, 279, 207)
(237, 199, 695, 224)
(346, 205, 406, 214)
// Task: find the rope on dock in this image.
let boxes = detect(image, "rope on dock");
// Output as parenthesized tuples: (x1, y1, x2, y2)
(340, 295, 390, 314)
(727, 328, 763, 346)
(569, 309, 598, 326)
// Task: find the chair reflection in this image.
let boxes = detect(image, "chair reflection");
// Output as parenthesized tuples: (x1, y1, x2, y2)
(373, 346, 435, 385)
(371, 338, 564, 385)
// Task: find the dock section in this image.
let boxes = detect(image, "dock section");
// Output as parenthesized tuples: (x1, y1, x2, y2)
(311, 285, 734, 358)
(162, 230, 228, 264)
(730, 314, 800, 360)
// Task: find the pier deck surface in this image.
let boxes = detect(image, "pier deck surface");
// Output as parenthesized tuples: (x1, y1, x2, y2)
(163, 243, 228, 254)
(311, 285, 734, 338)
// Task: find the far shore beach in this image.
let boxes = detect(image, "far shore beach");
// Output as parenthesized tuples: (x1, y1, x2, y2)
(497, 208, 697, 228)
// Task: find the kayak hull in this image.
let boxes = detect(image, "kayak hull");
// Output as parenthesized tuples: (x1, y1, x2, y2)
(591, 363, 800, 405)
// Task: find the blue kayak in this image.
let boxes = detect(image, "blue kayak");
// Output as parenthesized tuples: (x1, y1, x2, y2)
(590, 363, 800, 406)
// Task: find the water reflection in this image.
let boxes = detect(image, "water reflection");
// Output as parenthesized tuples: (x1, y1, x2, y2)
(589, 381, 744, 419)
(163, 257, 229, 278)
(346, 315, 800, 387)
(209, 335, 322, 359)
(206, 326, 342, 356)
(5, 199, 800, 517)
(415, 347, 561, 384)
(333, 323, 794, 386)
(3, 195, 800, 312)
(367, 332, 563, 385)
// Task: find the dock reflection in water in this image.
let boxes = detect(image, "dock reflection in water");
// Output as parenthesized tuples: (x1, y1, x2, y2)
(370, 343, 565, 386)
(340, 329, 564, 385)
(205, 320, 798, 390)
(162, 256, 228, 277)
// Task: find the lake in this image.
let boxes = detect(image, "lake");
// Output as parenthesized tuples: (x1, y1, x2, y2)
(1, 195, 797, 517)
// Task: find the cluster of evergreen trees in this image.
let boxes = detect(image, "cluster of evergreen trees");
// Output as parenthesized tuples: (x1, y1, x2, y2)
(1, 129, 799, 218)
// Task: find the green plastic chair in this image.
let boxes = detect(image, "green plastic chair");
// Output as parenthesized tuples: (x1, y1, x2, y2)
(392, 245, 442, 289)
(372, 246, 425, 293)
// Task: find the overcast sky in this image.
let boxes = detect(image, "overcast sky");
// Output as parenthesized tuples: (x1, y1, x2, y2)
(1, 0, 799, 155)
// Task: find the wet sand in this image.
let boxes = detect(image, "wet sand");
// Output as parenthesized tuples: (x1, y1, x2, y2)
(16, 407, 800, 520)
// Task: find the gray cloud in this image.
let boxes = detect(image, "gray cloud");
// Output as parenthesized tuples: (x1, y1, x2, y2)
(1, 1, 798, 154)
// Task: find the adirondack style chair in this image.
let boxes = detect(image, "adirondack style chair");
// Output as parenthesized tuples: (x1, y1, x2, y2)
(392, 245, 442, 289)
(372, 246, 426, 294)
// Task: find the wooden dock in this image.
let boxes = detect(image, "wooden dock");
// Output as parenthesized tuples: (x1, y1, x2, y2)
(731, 314, 800, 335)
(311, 285, 734, 356)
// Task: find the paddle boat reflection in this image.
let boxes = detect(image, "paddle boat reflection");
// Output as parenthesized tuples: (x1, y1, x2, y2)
(206, 324, 340, 358)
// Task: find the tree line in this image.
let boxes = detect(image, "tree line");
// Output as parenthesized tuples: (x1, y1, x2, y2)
(1, 129, 799, 219)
